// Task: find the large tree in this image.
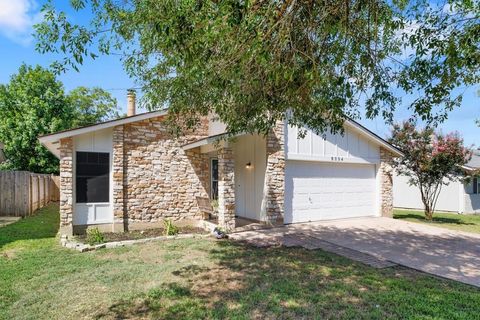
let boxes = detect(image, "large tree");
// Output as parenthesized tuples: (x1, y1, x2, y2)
(68, 86, 120, 127)
(0, 65, 72, 173)
(0, 65, 119, 174)
(35, 0, 479, 135)
(390, 122, 471, 220)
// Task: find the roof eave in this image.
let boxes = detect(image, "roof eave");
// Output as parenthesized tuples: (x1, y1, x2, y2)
(182, 132, 245, 151)
(39, 109, 168, 143)
(38, 109, 169, 158)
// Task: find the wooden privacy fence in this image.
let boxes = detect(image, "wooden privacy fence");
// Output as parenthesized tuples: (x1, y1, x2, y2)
(0, 171, 59, 217)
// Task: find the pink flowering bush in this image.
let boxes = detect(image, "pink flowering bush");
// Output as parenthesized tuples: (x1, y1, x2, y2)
(390, 122, 472, 220)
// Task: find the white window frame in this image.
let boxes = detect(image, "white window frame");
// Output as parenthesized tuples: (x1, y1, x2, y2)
(210, 158, 219, 199)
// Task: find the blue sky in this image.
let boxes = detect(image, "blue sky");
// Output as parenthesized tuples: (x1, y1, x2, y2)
(0, 0, 478, 145)
(0, 0, 142, 114)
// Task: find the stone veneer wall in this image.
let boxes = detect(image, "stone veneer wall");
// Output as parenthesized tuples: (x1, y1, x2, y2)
(379, 147, 394, 217)
(264, 121, 286, 223)
(112, 125, 125, 231)
(217, 146, 236, 231)
(59, 137, 74, 234)
(118, 116, 210, 225)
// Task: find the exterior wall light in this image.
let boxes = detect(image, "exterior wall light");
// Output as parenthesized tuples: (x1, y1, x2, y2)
(246, 162, 252, 169)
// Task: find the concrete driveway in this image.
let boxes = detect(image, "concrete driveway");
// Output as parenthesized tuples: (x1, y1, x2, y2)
(231, 217, 480, 287)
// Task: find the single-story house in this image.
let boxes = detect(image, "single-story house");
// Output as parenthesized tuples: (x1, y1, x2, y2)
(39, 93, 402, 235)
(393, 150, 480, 214)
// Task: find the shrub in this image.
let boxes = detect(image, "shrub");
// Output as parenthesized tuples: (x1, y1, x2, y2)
(86, 227, 105, 245)
(163, 219, 179, 236)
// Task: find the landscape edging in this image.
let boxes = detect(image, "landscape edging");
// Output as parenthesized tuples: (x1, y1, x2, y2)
(59, 233, 211, 252)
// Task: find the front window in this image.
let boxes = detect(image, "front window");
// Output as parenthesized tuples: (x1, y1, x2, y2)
(76, 152, 110, 203)
(211, 158, 218, 200)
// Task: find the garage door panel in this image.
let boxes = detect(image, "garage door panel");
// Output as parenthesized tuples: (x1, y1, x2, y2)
(285, 161, 377, 223)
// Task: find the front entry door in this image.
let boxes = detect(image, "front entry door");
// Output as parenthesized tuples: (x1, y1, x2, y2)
(234, 135, 266, 220)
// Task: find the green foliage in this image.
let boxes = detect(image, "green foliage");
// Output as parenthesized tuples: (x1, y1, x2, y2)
(0, 65, 119, 173)
(34, 0, 479, 136)
(163, 219, 179, 236)
(390, 121, 471, 220)
(86, 227, 105, 245)
(68, 86, 119, 127)
(0, 64, 73, 173)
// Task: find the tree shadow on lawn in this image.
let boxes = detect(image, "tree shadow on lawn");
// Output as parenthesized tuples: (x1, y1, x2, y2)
(394, 214, 476, 226)
(96, 240, 480, 320)
(0, 203, 59, 249)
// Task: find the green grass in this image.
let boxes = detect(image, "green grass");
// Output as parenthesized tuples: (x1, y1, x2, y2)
(1, 204, 479, 319)
(394, 209, 480, 234)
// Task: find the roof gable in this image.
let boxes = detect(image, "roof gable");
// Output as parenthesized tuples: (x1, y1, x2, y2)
(39, 109, 168, 157)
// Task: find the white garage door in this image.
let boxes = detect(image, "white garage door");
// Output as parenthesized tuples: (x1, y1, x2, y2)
(285, 161, 377, 223)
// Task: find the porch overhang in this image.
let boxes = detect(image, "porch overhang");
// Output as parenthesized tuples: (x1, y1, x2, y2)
(182, 132, 244, 153)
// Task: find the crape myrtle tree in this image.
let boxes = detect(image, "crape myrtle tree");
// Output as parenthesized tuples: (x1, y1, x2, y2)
(389, 121, 471, 220)
(34, 0, 479, 136)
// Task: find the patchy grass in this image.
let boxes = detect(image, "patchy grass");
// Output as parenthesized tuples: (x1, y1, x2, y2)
(394, 209, 480, 234)
(1, 204, 479, 319)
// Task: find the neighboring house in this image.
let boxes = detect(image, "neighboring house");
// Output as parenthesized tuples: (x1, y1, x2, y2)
(39, 94, 402, 235)
(393, 150, 480, 214)
(0, 142, 6, 164)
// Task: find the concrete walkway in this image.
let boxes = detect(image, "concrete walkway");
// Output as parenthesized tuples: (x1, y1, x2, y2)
(230, 217, 480, 288)
(0, 216, 21, 227)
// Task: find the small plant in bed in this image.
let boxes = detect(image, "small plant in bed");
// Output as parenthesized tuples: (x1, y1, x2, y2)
(163, 219, 179, 236)
(76, 224, 207, 244)
(86, 227, 105, 245)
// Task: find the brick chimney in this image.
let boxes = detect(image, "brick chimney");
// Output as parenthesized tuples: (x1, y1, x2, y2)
(127, 89, 136, 117)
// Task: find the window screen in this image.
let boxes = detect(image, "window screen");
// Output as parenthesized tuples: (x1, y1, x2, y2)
(76, 152, 110, 203)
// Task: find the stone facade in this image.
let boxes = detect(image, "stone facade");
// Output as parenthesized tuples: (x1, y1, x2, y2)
(217, 146, 236, 231)
(264, 121, 286, 224)
(119, 116, 210, 226)
(56, 113, 398, 235)
(59, 137, 73, 235)
(379, 147, 394, 217)
(112, 125, 126, 231)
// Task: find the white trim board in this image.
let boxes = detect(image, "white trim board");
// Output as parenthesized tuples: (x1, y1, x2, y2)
(39, 110, 168, 157)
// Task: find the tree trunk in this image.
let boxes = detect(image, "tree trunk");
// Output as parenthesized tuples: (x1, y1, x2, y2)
(424, 208, 433, 221)
(421, 194, 433, 221)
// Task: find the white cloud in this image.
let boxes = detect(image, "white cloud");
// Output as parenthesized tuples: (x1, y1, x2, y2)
(0, 0, 41, 45)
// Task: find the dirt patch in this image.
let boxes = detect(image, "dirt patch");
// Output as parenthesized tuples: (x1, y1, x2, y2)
(1, 248, 22, 259)
(75, 226, 208, 244)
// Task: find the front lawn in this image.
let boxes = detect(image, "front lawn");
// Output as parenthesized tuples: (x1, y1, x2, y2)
(394, 209, 480, 234)
(1, 204, 479, 319)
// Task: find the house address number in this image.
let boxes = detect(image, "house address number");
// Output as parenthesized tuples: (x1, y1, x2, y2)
(331, 156, 344, 161)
